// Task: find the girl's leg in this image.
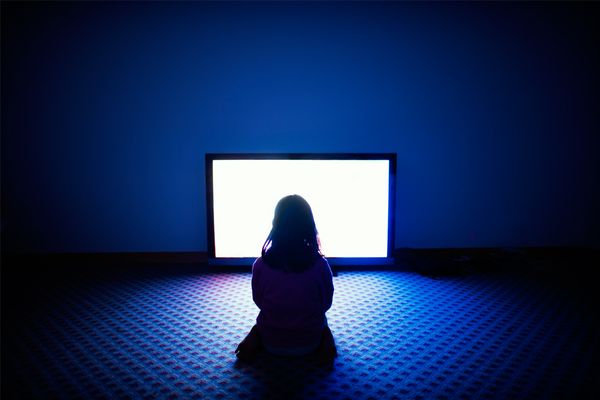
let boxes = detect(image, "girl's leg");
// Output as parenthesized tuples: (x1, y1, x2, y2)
(235, 325, 261, 362)
(315, 326, 337, 365)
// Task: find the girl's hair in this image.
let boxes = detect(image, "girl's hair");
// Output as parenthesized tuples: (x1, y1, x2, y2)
(261, 194, 322, 272)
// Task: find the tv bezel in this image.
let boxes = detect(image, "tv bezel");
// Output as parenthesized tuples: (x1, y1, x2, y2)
(205, 153, 396, 266)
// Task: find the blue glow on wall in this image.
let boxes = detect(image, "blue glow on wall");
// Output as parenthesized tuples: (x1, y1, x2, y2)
(2, 2, 599, 253)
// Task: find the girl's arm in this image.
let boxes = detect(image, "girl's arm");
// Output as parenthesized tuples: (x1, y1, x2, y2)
(251, 260, 263, 309)
(323, 260, 334, 312)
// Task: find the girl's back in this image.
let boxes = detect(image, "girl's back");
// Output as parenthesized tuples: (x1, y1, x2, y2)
(252, 256, 333, 353)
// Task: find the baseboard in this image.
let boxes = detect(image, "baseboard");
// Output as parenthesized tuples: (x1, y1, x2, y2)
(395, 246, 599, 277)
(2, 251, 209, 267)
(2, 246, 596, 272)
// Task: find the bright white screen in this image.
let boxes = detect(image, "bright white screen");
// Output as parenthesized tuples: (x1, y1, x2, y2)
(211, 159, 390, 258)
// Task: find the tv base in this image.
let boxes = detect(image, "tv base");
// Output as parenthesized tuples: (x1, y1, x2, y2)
(208, 257, 396, 267)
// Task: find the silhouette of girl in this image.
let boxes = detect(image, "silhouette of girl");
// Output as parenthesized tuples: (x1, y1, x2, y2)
(235, 194, 337, 364)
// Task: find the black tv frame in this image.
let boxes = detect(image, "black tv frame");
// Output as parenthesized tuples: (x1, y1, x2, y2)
(205, 153, 396, 266)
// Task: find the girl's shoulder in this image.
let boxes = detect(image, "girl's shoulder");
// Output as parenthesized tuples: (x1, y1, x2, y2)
(316, 256, 333, 274)
(252, 256, 267, 273)
(314, 256, 330, 268)
(253, 255, 330, 273)
(309, 256, 331, 276)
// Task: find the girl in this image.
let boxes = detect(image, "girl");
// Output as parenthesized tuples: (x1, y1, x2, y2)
(235, 195, 337, 363)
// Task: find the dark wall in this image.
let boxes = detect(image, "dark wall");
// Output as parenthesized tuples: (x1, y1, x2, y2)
(2, 2, 599, 253)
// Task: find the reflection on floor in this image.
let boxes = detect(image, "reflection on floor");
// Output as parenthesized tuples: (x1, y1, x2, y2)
(3, 265, 598, 399)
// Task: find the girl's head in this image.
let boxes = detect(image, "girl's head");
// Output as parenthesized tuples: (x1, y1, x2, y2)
(262, 194, 322, 271)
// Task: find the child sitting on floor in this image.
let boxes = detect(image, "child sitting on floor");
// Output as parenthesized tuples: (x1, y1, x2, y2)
(235, 194, 337, 364)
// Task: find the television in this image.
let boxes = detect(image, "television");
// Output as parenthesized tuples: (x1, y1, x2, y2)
(205, 153, 396, 266)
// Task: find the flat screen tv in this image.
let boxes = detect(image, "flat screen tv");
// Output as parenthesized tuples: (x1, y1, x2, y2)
(206, 153, 396, 266)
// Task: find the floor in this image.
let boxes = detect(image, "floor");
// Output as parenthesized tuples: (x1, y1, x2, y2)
(2, 264, 598, 399)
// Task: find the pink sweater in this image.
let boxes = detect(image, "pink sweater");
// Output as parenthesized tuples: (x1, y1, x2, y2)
(252, 256, 334, 352)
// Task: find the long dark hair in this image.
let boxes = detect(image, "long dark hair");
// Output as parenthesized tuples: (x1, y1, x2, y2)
(261, 194, 322, 272)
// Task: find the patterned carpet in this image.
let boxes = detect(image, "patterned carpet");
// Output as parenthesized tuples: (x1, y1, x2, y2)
(2, 266, 598, 399)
